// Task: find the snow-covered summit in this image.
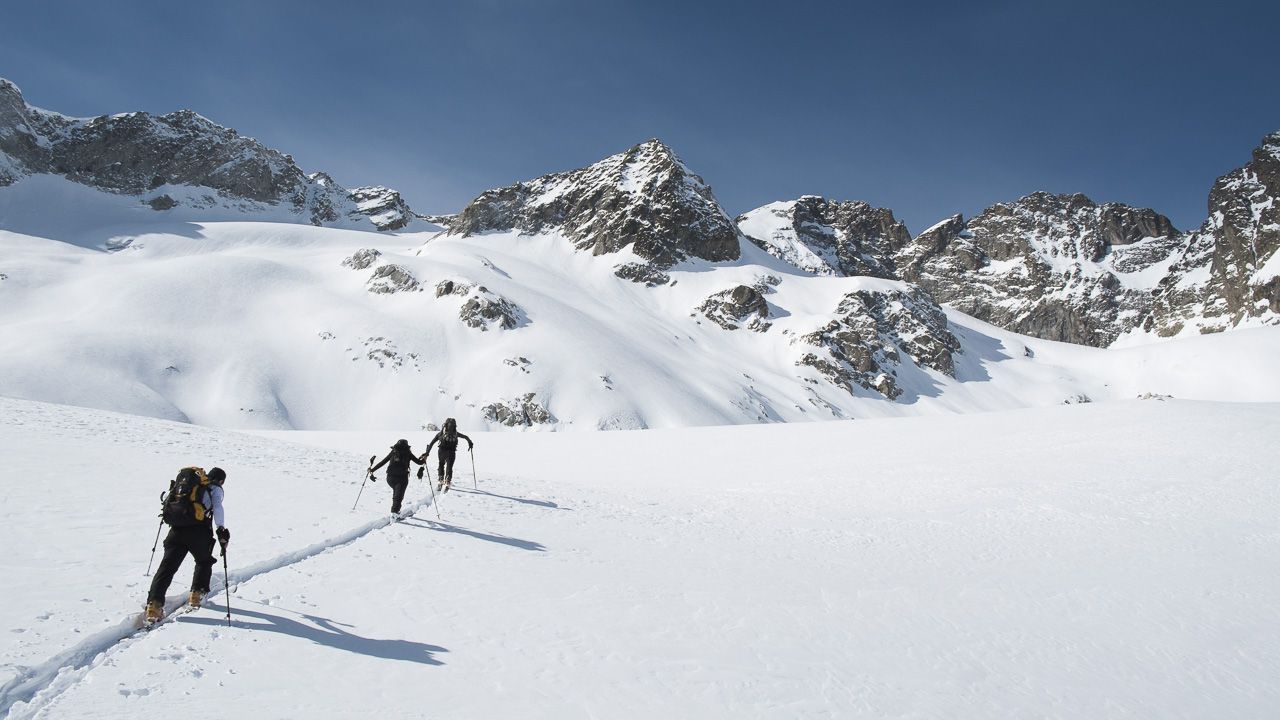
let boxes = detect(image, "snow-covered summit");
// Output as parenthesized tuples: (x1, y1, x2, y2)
(447, 139, 742, 272)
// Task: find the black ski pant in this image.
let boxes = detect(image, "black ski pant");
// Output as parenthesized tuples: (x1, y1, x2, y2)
(388, 475, 409, 513)
(437, 447, 457, 484)
(148, 524, 216, 604)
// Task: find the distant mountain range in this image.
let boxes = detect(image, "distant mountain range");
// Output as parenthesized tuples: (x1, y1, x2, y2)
(5, 77, 1275, 351)
(1, 76, 1277, 429)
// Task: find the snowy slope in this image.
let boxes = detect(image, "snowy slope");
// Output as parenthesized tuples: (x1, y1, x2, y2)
(4, 200, 1280, 432)
(2, 396, 1278, 718)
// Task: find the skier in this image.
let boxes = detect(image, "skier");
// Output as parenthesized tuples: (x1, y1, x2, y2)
(146, 467, 230, 623)
(370, 438, 423, 518)
(422, 418, 472, 492)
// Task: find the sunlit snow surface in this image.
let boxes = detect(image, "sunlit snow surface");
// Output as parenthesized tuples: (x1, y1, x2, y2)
(3, 177, 1280, 432)
(1, 396, 1279, 718)
(3, 180, 1280, 717)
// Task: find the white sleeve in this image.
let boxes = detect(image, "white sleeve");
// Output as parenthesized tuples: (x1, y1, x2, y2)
(208, 485, 226, 528)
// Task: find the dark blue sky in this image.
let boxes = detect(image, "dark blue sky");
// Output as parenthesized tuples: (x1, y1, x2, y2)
(4, 0, 1277, 234)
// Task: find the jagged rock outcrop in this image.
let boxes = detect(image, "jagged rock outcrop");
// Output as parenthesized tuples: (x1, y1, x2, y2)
(435, 279, 522, 330)
(460, 288, 522, 330)
(699, 285, 772, 332)
(342, 248, 383, 270)
(1144, 131, 1280, 336)
(793, 285, 960, 399)
(613, 262, 671, 286)
(367, 264, 420, 294)
(890, 193, 1182, 347)
(348, 186, 418, 231)
(0, 78, 419, 230)
(737, 196, 909, 278)
(446, 139, 742, 270)
(483, 393, 554, 426)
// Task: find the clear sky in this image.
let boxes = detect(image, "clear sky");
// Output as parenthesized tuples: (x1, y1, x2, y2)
(3, 0, 1277, 235)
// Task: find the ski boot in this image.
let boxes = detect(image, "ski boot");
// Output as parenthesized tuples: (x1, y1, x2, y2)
(189, 591, 204, 609)
(145, 600, 164, 624)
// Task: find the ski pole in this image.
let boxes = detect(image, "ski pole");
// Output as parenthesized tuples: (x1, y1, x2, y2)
(424, 463, 441, 519)
(352, 455, 376, 511)
(220, 544, 232, 627)
(470, 446, 477, 490)
(145, 515, 164, 576)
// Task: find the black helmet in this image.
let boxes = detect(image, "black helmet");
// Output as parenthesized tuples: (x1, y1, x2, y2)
(393, 438, 409, 448)
(208, 467, 227, 486)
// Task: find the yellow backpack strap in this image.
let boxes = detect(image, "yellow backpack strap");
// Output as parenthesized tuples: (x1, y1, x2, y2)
(183, 467, 209, 520)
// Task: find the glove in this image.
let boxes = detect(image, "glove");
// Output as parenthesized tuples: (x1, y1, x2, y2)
(416, 467, 424, 479)
(216, 526, 230, 549)
(468, 443, 474, 451)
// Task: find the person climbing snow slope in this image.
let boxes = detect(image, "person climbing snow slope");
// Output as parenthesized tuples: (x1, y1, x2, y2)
(370, 438, 423, 518)
(146, 466, 230, 623)
(422, 418, 472, 493)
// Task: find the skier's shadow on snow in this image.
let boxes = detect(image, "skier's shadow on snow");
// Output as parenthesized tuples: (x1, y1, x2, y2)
(185, 604, 447, 665)
(454, 488, 566, 510)
(401, 518, 546, 552)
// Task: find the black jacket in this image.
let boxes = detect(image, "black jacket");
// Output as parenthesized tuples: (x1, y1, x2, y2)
(372, 446, 423, 479)
(425, 430, 471, 456)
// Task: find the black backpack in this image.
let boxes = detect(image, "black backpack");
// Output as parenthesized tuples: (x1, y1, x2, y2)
(442, 418, 458, 444)
(162, 467, 211, 527)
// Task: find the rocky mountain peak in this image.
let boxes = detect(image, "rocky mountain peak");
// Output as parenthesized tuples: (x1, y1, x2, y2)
(890, 192, 1183, 346)
(447, 139, 742, 271)
(1145, 129, 1280, 336)
(0, 76, 423, 231)
(736, 195, 909, 279)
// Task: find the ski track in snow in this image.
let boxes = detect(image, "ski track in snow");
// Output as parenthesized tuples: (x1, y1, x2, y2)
(0, 397, 438, 717)
(3, 397, 1280, 718)
(0, 486, 436, 718)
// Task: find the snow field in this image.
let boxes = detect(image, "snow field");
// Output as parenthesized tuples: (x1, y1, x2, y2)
(8, 207, 1280, 434)
(3, 396, 1278, 718)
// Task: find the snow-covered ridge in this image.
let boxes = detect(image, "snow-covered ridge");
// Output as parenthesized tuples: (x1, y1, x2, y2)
(0, 78, 429, 232)
(738, 131, 1280, 347)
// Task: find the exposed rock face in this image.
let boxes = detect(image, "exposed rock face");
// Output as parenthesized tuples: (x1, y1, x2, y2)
(433, 278, 521, 329)
(613, 262, 671, 286)
(460, 288, 522, 330)
(1144, 131, 1280, 336)
(699, 285, 772, 332)
(890, 193, 1183, 347)
(483, 393, 554, 426)
(794, 285, 960, 399)
(349, 186, 418, 231)
(0, 78, 419, 230)
(737, 196, 909, 278)
(446, 139, 742, 270)
(342, 248, 383, 270)
(367, 264, 420, 294)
